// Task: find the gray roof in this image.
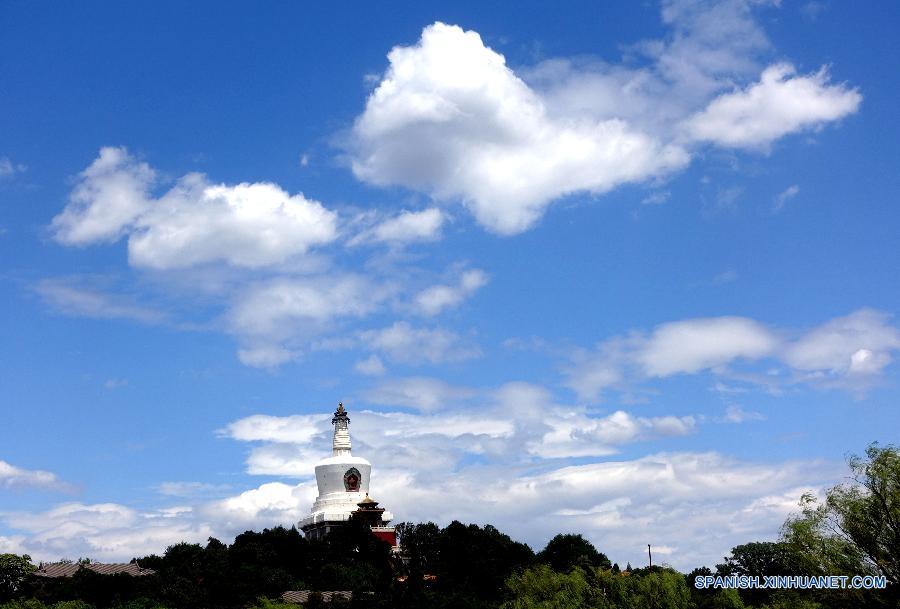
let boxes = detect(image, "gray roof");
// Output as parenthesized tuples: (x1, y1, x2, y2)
(281, 590, 353, 604)
(34, 562, 155, 578)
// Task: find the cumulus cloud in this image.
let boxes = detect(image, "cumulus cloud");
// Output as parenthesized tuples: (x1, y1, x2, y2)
(52, 147, 338, 269)
(354, 354, 387, 376)
(359, 321, 481, 365)
(364, 376, 476, 411)
(684, 64, 861, 149)
(0, 501, 213, 562)
(216, 396, 834, 569)
(228, 275, 393, 367)
(156, 482, 232, 498)
(350, 208, 445, 246)
(1, 383, 837, 568)
(0, 156, 27, 179)
(414, 269, 488, 316)
(784, 309, 900, 385)
(221, 414, 329, 445)
(1, 451, 829, 568)
(204, 482, 315, 531)
(347, 3, 860, 234)
(638, 316, 778, 376)
(566, 310, 899, 401)
(350, 22, 689, 235)
(51, 148, 154, 245)
(773, 184, 800, 213)
(0, 481, 316, 562)
(36, 278, 166, 324)
(0, 461, 70, 492)
(532, 410, 696, 458)
(720, 405, 766, 423)
(221, 383, 691, 481)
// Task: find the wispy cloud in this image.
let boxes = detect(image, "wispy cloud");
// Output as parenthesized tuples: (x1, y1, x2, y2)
(773, 184, 800, 213)
(347, 4, 859, 233)
(36, 279, 166, 324)
(0, 157, 27, 179)
(0, 461, 72, 492)
(566, 309, 900, 401)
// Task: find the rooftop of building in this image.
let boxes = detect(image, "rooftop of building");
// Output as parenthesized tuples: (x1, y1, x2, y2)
(33, 561, 155, 578)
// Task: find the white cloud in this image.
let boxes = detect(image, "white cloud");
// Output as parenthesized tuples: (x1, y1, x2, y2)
(532, 410, 696, 459)
(51, 148, 154, 245)
(204, 482, 315, 530)
(0, 480, 316, 562)
(355, 354, 387, 376)
(227, 275, 393, 367)
(156, 482, 232, 498)
(414, 269, 488, 316)
(720, 405, 766, 423)
(684, 64, 861, 149)
(221, 414, 329, 445)
(103, 378, 128, 390)
(230, 276, 386, 338)
(566, 339, 628, 402)
(566, 310, 899, 401)
(225, 273, 403, 368)
(2, 392, 837, 569)
(0, 157, 27, 179)
(351, 22, 689, 235)
(237, 344, 296, 368)
(0, 461, 69, 491)
(641, 191, 671, 206)
(712, 269, 738, 284)
(351, 208, 445, 245)
(347, 5, 860, 234)
(638, 316, 778, 376)
(784, 309, 900, 382)
(52, 147, 338, 269)
(773, 184, 800, 212)
(359, 321, 481, 364)
(364, 376, 476, 411)
(1, 450, 831, 568)
(36, 279, 166, 324)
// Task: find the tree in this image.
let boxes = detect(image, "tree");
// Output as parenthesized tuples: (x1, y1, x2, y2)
(716, 542, 793, 577)
(537, 534, 611, 573)
(687, 567, 745, 609)
(0, 555, 35, 602)
(715, 542, 794, 607)
(782, 443, 899, 582)
(781, 443, 900, 606)
(501, 565, 589, 609)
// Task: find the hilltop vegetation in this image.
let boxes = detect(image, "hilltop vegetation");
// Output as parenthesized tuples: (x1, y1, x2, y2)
(0, 444, 896, 609)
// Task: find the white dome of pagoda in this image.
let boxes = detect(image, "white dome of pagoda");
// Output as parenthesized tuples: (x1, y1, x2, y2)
(298, 403, 392, 537)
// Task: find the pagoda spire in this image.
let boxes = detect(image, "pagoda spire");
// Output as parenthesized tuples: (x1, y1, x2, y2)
(331, 402, 351, 456)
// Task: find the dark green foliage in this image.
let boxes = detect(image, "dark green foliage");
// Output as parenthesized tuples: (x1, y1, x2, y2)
(0, 600, 48, 609)
(687, 567, 746, 609)
(503, 564, 693, 609)
(0, 555, 36, 602)
(537, 534, 611, 573)
(714, 542, 792, 607)
(780, 443, 900, 608)
(433, 521, 535, 604)
(501, 564, 589, 609)
(6, 452, 899, 609)
(716, 542, 794, 578)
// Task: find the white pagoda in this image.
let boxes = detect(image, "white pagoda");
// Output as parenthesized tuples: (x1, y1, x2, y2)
(298, 403, 396, 546)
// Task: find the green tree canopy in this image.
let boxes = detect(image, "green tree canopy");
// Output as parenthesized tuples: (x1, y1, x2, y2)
(0, 555, 36, 602)
(782, 443, 899, 581)
(537, 534, 611, 573)
(781, 442, 899, 605)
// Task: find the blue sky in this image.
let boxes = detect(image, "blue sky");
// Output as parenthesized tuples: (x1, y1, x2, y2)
(1, 0, 898, 570)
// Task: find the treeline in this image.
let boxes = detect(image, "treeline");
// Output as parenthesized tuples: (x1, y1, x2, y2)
(0, 443, 896, 609)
